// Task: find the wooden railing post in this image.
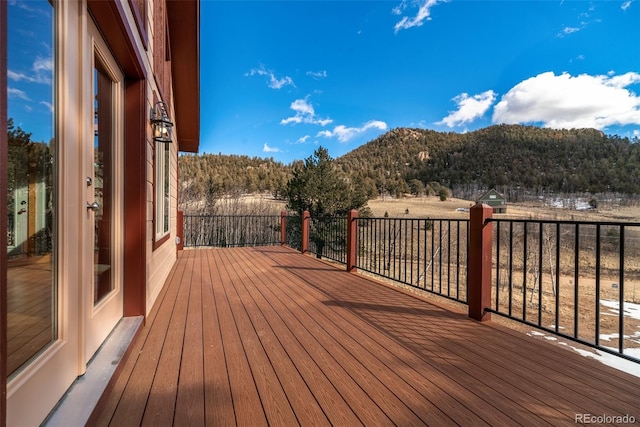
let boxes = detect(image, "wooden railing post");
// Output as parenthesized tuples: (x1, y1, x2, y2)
(177, 210, 184, 252)
(347, 209, 358, 272)
(280, 211, 287, 246)
(301, 210, 310, 254)
(469, 203, 493, 321)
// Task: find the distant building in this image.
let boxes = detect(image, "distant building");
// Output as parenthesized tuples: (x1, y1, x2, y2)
(478, 189, 507, 213)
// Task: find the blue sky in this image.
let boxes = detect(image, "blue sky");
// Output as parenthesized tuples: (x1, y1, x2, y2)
(7, 1, 54, 143)
(201, 0, 640, 163)
(6, 1, 639, 163)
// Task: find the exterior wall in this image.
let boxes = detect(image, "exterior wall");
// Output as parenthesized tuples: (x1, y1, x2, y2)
(145, 132, 179, 313)
(144, 0, 179, 314)
(2, 0, 197, 424)
(96, 0, 180, 315)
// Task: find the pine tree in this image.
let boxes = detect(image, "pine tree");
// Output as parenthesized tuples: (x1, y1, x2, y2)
(285, 147, 367, 217)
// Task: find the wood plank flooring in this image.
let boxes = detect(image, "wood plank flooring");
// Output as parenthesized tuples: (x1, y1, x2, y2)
(7, 255, 54, 375)
(89, 246, 640, 426)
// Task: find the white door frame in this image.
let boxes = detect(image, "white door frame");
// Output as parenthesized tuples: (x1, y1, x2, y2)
(82, 18, 124, 363)
(7, 2, 81, 425)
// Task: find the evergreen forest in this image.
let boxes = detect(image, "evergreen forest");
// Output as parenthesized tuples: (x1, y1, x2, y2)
(178, 124, 640, 208)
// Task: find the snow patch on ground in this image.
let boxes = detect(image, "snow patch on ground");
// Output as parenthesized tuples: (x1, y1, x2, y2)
(601, 299, 640, 320)
(527, 299, 640, 377)
(570, 347, 640, 378)
(546, 198, 593, 210)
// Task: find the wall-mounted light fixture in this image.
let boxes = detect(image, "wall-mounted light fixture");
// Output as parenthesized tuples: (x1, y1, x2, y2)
(150, 101, 173, 143)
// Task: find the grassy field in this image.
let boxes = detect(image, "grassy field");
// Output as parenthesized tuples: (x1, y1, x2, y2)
(219, 192, 640, 223)
(367, 195, 640, 222)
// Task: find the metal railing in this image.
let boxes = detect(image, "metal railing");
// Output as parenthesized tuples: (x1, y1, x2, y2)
(285, 215, 302, 251)
(308, 216, 348, 263)
(355, 217, 469, 303)
(183, 214, 281, 247)
(487, 218, 640, 362)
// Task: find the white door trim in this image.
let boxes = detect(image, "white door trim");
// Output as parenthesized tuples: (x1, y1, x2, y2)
(82, 16, 125, 365)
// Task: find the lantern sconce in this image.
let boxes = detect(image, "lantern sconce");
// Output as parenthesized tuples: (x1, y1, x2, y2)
(150, 101, 173, 143)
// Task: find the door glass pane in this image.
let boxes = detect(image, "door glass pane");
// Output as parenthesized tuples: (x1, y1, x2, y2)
(93, 59, 114, 304)
(6, 0, 56, 377)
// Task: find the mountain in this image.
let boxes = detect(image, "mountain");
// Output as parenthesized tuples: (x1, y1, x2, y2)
(177, 125, 640, 208)
(336, 124, 640, 198)
(178, 153, 292, 207)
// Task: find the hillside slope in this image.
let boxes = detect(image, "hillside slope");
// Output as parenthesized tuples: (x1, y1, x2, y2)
(337, 124, 640, 197)
(178, 125, 640, 206)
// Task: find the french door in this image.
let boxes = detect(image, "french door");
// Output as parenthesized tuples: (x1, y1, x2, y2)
(6, 6, 124, 425)
(84, 19, 124, 360)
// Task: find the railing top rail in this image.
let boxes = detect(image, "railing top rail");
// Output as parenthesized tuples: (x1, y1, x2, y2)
(184, 214, 281, 218)
(487, 218, 640, 227)
(309, 216, 348, 220)
(355, 216, 470, 222)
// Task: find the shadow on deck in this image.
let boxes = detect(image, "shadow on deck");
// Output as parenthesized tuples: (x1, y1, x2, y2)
(90, 246, 640, 426)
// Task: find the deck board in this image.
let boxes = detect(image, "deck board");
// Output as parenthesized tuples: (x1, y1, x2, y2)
(215, 249, 291, 426)
(211, 249, 269, 426)
(215, 248, 357, 426)
(90, 246, 640, 426)
(175, 249, 206, 425)
(266, 248, 636, 422)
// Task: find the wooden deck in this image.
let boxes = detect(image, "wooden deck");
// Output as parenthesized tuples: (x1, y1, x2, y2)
(90, 246, 640, 426)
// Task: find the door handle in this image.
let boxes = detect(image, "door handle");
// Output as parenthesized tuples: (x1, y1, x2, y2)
(86, 201, 100, 211)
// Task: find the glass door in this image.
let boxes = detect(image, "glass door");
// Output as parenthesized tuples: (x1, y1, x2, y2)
(6, 0, 57, 383)
(6, 7, 124, 426)
(84, 20, 124, 360)
(6, 2, 77, 426)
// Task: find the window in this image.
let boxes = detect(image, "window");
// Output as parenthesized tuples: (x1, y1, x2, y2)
(155, 140, 170, 241)
(6, 0, 57, 376)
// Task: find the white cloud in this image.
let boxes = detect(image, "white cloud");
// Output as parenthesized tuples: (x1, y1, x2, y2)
(492, 71, 640, 130)
(8, 87, 30, 100)
(33, 57, 53, 73)
(437, 90, 496, 128)
(263, 143, 281, 153)
(8, 70, 29, 81)
(391, 0, 407, 15)
(306, 70, 327, 79)
(291, 98, 314, 115)
(622, 1, 632, 10)
(246, 65, 295, 89)
(13, 0, 51, 16)
(317, 120, 387, 143)
(7, 56, 53, 85)
(558, 3, 602, 37)
(608, 73, 640, 88)
(40, 101, 53, 112)
(393, 0, 445, 34)
(558, 26, 580, 37)
(280, 97, 333, 126)
(297, 135, 311, 144)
